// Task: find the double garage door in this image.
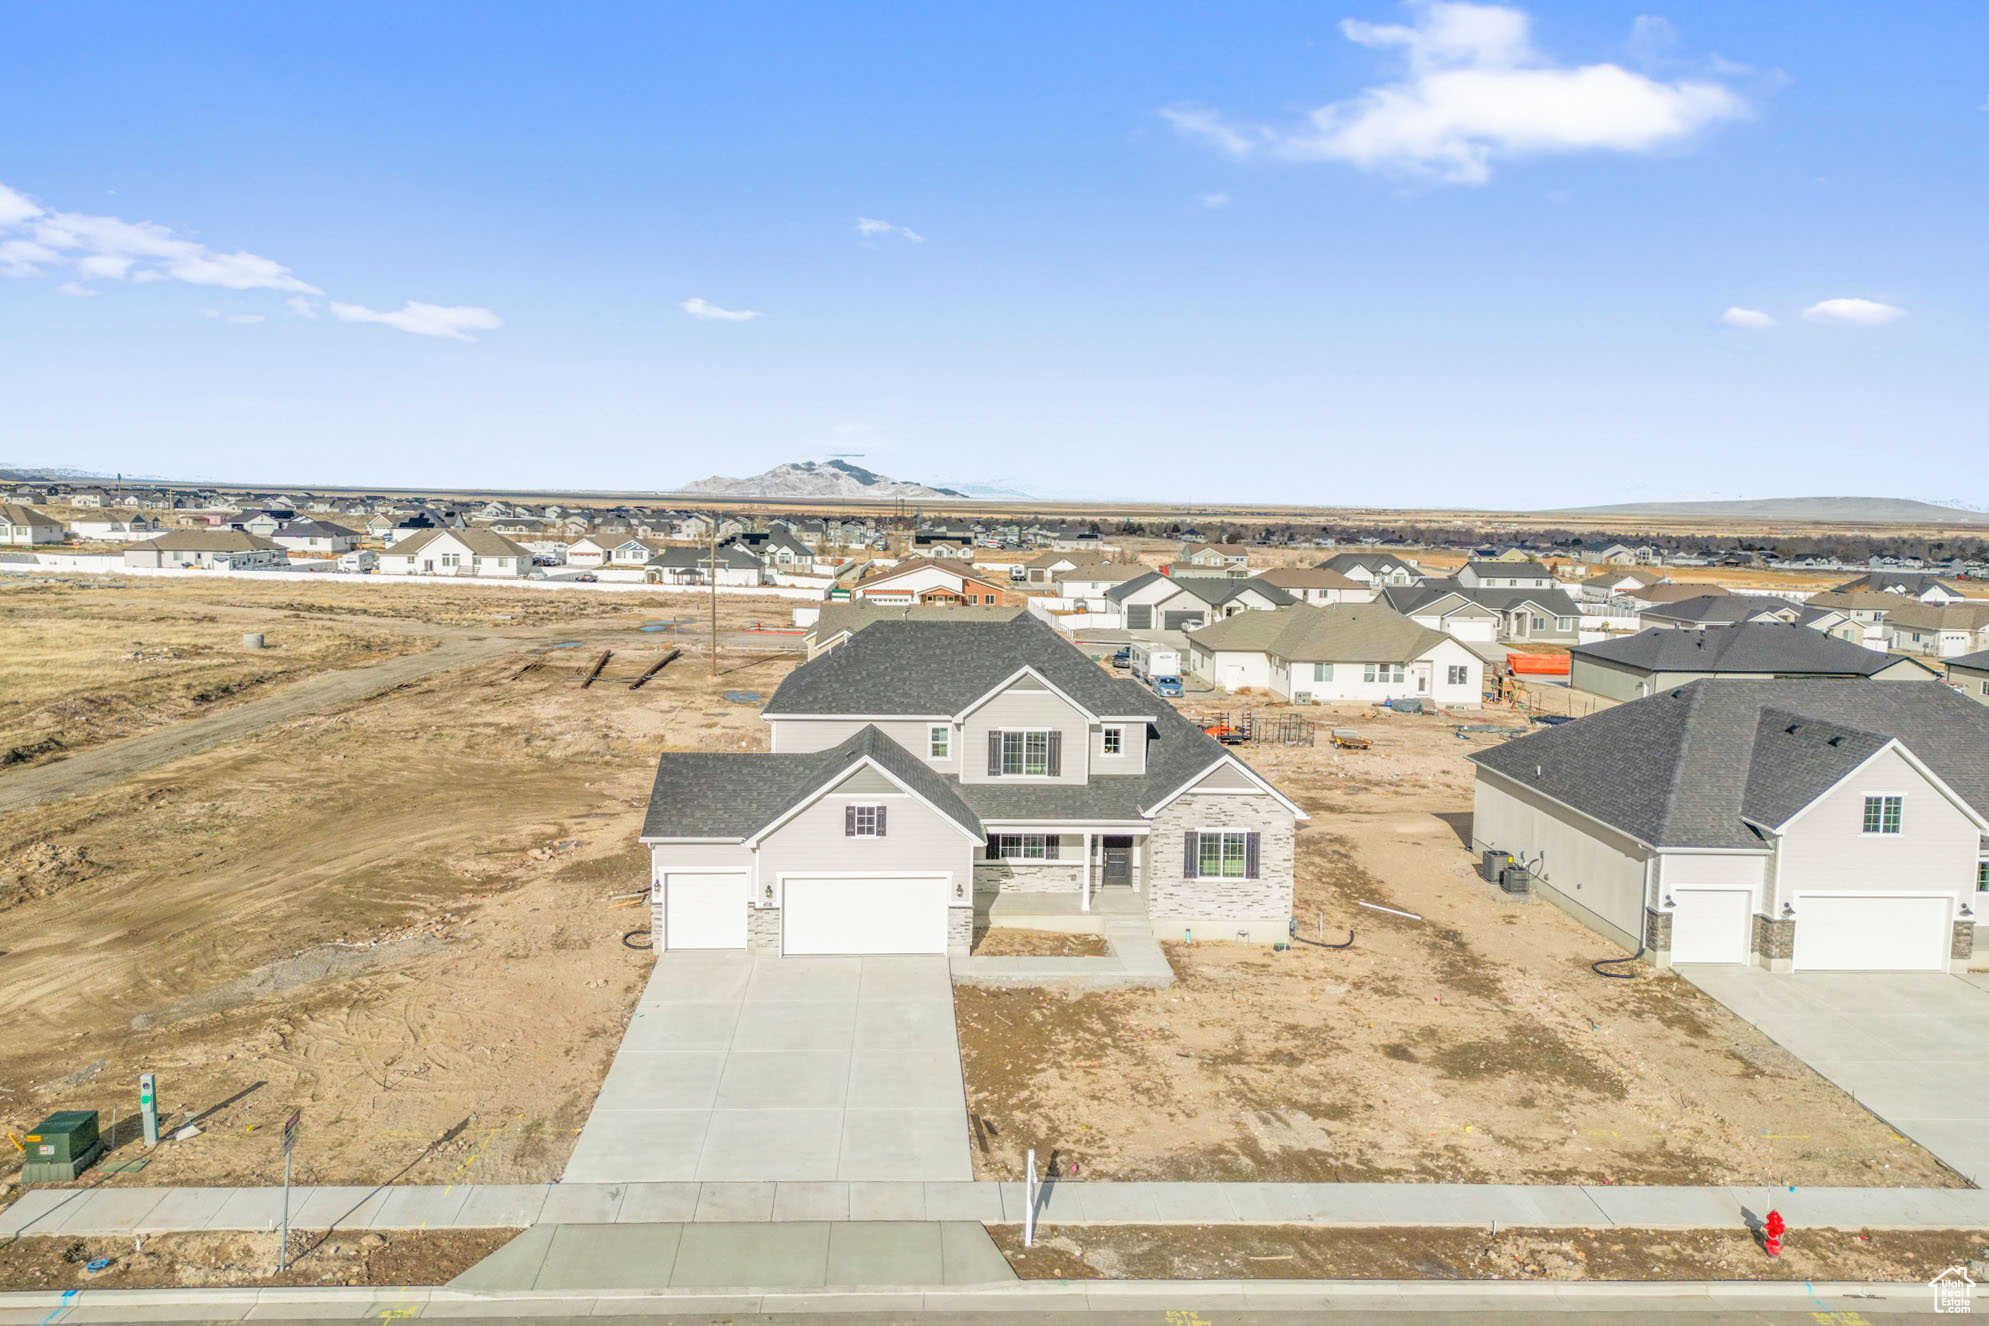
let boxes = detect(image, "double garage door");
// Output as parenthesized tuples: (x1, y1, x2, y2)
(1668, 886, 1951, 971)
(657, 871, 948, 955)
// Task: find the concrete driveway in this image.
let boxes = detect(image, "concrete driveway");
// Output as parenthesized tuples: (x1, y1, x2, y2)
(563, 952, 972, 1183)
(1680, 965, 1989, 1182)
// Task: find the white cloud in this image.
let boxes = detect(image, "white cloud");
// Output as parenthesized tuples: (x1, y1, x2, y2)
(1199, 191, 1232, 208)
(329, 300, 504, 341)
(680, 297, 761, 322)
(856, 217, 924, 243)
(1802, 297, 1906, 325)
(57, 281, 95, 297)
(1, 178, 502, 340)
(1720, 306, 1774, 329)
(1165, 1, 1748, 184)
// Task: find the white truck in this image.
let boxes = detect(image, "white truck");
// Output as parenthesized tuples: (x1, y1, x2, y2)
(1128, 641, 1181, 684)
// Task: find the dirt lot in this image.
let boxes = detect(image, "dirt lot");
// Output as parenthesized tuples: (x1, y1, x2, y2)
(0, 1227, 510, 1289)
(0, 580, 798, 1194)
(972, 929, 1111, 957)
(993, 1222, 1985, 1283)
(0, 579, 428, 767)
(956, 699, 1961, 1189)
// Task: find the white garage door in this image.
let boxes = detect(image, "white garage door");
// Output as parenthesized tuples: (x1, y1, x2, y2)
(663, 872, 747, 950)
(1794, 894, 1950, 972)
(782, 876, 949, 955)
(1669, 888, 1752, 964)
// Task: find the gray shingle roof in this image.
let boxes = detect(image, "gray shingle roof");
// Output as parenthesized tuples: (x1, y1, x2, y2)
(1571, 624, 1920, 677)
(642, 725, 982, 840)
(1638, 593, 1799, 625)
(1469, 679, 1989, 849)
(1189, 603, 1451, 663)
(1948, 650, 1989, 672)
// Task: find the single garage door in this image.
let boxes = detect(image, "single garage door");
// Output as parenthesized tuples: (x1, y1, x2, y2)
(1669, 888, 1751, 964)
(1794, 893, 1950, 972)
(663, 872, 747, 950)
(1124, 605, 1153, 630)
(782, 876, 949, 955)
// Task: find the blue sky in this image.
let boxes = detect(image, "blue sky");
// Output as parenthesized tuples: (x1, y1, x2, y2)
(2, 1, 1984, 508)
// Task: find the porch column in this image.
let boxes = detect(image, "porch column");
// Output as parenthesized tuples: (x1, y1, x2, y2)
(1081, 831, 1092, 911)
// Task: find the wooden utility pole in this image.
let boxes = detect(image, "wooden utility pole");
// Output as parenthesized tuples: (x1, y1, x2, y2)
(708, 531, 719, 677)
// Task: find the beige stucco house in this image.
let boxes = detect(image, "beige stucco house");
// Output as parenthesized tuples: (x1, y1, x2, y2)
(1471, 680, 1989, 973)
(640, 616, 1307, 956)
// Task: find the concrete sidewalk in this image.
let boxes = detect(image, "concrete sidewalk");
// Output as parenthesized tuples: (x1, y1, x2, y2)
(10, 1178, 1989, 1238)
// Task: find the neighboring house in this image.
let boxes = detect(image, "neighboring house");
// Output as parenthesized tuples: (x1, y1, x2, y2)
(1455, 561, 1558, 591)
(0, 504, 67, 545)
(67, 489, 111, 508)
(1245, 567, 1376, 606)
(234, 511, 290, 538)
(377, 528, 531, 578)
(849, 561, 1027, 607)
(1946, 650, 1989, 706)
(1874, 599, 1989, 659)
(1383, 579, 1581, 645)
(1638, 594, 1803, 631)
(1177, 543, 1252, 575)
(640, 616, 1308, 955)
(1021, 551, 1081, 585)
(1107, 574, 1294, 631)
(564, 535, 619, 568)
(1577, 543, 1638, 566)
(1315, 552, 1422, 587)
(1054, 563, 1148, 602)
(121, 530, 285, 570)
(800, 602, 1029, 659)
(1185, 603, 1484, 704)
(271, 519, 359, 554)
(728, 528, 814, 568)
(1569, 624, 1938, 702)
(69, 516, 163, 540)
(1832, 572, 1974, 603)
(1578, 568, 1667, 600)
(1471, 679, 1989, 972)
(644, 544, 766, 586)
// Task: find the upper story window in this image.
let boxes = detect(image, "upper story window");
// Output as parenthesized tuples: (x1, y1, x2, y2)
(929, 726, 950, 759)
(1861, 794, 1903, 835)
(1102, 726, 1123, 755)
(988, 728, 1061, 777)
(846, 804, 887, 837)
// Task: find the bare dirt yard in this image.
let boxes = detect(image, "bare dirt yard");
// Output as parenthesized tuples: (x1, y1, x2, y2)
(957, 697, 1961, 1189)
(972, 929, 1111, 957)
(994, 1222, 1984, 1284)
(0, 1227, 510, 1289)
(0, 577, 800, 1197)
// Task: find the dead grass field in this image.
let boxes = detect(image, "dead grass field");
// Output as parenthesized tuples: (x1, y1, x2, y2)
(994, 1222, 1983, 1283)
(0, 1228, 510, 1290)
(0, 580, 798, 1192)
(956, 699, 1961, 1189)
(0, 580, 426, 767)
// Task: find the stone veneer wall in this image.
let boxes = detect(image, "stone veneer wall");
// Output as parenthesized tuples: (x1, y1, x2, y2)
(973, 861, 1085, 895)
(1751, 912, 1795, 964)
(748, 905, 781, 955)
(1954, 919, 1975, 962)
(1146, 792, 1295, 925)
(1643, 906, 1672, 955)
(948, 907, 974, 955)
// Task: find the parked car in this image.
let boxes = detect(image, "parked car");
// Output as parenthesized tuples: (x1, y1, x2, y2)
(1152, 675, 1183, 698)
(1109, 647, 1131, 669)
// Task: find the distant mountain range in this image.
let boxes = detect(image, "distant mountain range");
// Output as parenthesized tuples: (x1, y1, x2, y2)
(1554, 496, 1989, 525)
(681, 460, 966, 500)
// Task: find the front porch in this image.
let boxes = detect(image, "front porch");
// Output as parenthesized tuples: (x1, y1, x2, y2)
(978, 884, 1147, 935)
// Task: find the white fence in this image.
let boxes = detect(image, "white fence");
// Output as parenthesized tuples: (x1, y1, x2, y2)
(0, 558, 825, 600)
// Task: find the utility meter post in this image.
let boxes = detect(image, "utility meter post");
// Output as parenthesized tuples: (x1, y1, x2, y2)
(139, 1074, 158, 1148)
(279, 1110, 301, 1273)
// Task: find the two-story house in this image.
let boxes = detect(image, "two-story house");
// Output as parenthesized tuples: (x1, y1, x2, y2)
(639, 616, 1307, 956)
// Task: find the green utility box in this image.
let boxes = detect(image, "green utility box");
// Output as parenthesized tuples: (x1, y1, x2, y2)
(21, 1110, 104, 1183)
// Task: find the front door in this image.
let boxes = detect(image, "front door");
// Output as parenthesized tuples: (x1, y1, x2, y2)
(1102, 836, 1132, 887)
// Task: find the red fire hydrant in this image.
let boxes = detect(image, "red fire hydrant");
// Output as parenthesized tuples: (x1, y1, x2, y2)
(1763, 1209, 1785, 1258)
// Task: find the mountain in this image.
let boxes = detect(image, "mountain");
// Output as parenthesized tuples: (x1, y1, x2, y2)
(1553, 496, 1989, 526)
(928, 477, 1035, 500)
(681, 459, 966, 500)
